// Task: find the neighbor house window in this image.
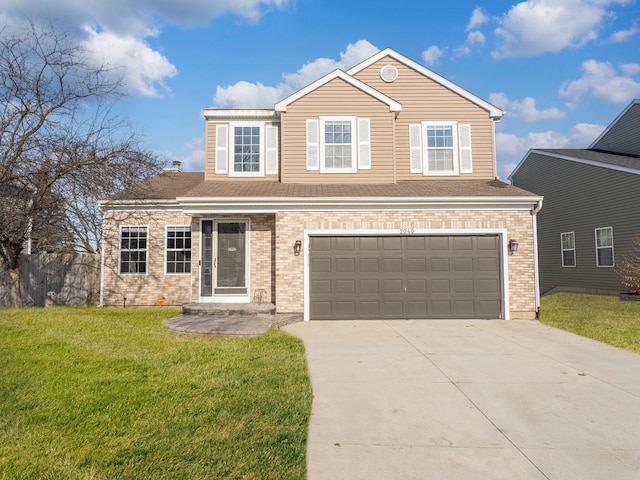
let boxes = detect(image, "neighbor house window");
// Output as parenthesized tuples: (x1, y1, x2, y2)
(561, 232, 576, 267)
(120, 226, 148, 274)
(595, 227, 614, 267)
(166, 226, 191, 274)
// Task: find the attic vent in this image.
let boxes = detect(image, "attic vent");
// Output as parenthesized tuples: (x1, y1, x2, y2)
(380, 65, 398, 83)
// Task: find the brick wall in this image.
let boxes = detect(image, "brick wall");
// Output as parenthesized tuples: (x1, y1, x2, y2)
(102, 210, 193, 306)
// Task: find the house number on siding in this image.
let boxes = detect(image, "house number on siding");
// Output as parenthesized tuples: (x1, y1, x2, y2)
(400, 228, 415, 234)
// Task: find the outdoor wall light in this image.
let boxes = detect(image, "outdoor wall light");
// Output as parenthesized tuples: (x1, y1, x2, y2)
(293, 240, 302, 256)
(508, 239, 519, 255)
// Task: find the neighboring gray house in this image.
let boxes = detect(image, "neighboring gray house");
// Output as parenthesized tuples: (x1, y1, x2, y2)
(510, 99, 640, 294)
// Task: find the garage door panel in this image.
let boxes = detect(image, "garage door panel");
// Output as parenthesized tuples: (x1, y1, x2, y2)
(335, 258, 355, 272)
(360, 279, 380, 294)
(382, 258, 403, 273)
(309, 235, 501, 320)
(335, 279, 356, 293)
(359, 257, 380, 272)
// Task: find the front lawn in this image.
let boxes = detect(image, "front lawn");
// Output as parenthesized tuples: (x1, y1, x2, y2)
(540, 292, 640, 354)
(0, 307, 311, 479)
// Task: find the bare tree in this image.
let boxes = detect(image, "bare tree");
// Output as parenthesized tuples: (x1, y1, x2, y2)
(0, 22, 163, 306)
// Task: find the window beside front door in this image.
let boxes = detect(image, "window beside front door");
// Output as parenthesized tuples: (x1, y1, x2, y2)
(119, 226, 148, 274)
(166, 226, 191, 274)
(561, 232, 576, 267)
(595, 227, 614, 267)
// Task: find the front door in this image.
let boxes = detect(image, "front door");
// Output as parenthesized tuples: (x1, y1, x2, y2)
(200, 220, 248, 299)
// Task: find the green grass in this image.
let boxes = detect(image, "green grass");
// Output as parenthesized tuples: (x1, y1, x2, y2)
(0, 307, 312, 479)
(540, 292, 640, 354)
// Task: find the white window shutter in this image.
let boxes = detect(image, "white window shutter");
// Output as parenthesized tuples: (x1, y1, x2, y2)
(459, 124, 472, 173)
(265, 125, 278, 175)
(215, 124, 228, 174)
(409, 124, 422, 173)
(306, 119, 319, 170)
(357, 118, 371, 169)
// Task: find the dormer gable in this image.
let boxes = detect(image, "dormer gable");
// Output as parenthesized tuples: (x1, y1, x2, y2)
(275, 69, 402, 113)
(589, 99, 640, 157)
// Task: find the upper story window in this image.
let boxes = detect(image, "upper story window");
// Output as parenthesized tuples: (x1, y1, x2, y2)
(322, 117, 355, 172)
(595, 227, 614, 267)
(120, 226, 147, 274)
(215, 122, 278, 177)
(233, 126, 261, 173)
(409, 121, 472, 176)
(166, 226, 191, 274)
(306, 116, 370, 173)
(561, 232, 576, 267)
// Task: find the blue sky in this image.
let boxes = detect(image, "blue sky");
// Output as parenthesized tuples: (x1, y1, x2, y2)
(2, 0, 639, 179)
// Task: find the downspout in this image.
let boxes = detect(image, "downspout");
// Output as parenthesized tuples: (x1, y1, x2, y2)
(99, 206, 106, 307)
(532, 199, 543, 318)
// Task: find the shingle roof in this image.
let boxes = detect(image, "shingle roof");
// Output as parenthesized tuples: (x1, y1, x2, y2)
(104, 172, 536, 204)
(533, 149, 640, 172)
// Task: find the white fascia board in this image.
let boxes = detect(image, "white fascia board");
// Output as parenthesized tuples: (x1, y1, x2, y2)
(99, 199, 184, 212)
(348, 48, 504, 119)
(275, 69, 402, 113)
(202, 109, 279, 121)
(177, 195, 543, 214)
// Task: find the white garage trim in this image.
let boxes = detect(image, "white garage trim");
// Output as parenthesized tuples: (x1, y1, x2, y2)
(303, 228, 510, 321)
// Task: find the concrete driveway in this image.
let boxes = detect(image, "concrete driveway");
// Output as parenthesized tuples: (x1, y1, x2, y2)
(282, 319, 640, 480)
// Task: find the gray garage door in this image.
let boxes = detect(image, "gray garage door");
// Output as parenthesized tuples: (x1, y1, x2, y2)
(309, 235, 502, 320)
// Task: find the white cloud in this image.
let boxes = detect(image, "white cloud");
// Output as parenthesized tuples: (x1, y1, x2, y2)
(421, 46, 446, 66)
(175, 136, 206, 172)
(0, 0, 292, 97)
(467, 31, 486, 46)
(489, 93, 566, 122)
(608, 20, 639, 42)
(214, 40, 380, 108)
(467, 7, 490, 31)
(83, 28, 176, 97)
(492, 0, 632, 58)
(214, 81, 291, 109)
(497, 122, 605, 178)
(559, 59, 640, 107)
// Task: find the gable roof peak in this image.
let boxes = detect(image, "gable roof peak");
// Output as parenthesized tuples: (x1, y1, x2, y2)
(348, 48, 504, 119)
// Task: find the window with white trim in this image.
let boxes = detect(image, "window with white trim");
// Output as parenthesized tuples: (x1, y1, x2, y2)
(561, 232, 576, 267)
(595, 227, 614, 267)
(214, 122, 278, 177)
(409, 121, 472, 176)
(306, 116, 370, 172)
(166, 226, 191, 274)
(120, 226, 148, 274)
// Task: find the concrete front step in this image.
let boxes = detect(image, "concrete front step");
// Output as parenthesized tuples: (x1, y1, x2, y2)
(181, 303, 276, 316)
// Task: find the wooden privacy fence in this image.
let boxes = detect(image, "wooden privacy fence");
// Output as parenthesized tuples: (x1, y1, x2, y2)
(0, 253, 100, 307)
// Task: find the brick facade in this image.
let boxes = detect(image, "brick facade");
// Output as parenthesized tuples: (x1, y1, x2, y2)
(103, 208, 537, 319)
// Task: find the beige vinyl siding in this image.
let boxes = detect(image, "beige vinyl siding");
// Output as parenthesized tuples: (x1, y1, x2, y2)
(280, 77, 396, 184)
(204, 120, 280, 182)
(512, 152, 640, 293)
(353, 57, 496, 180)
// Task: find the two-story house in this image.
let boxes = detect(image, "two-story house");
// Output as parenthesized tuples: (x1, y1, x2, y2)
(100, 48, 542, 320)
